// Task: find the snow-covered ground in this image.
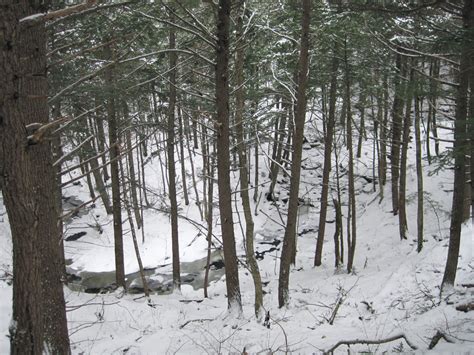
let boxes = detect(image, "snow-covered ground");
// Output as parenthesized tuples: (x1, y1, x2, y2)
(1, 114, 473, 354)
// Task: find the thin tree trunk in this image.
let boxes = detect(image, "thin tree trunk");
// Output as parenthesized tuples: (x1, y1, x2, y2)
(278, 0, 311, 308)
(168, 12, 181, 291)
(104, 43, 125, 289)
(119, 158, 150, 298)
(204, 143, 215, 298)
(414, 93, 424, 252)
(85, 140, 113, 214)
(356, 92, 366, 158)
(186, 124, 203, 220)
(344, 39, 357, 274)
(315, 43, 339, 267)
(399, 64, 413, 241)
(123, 102, 143, 228)
(333, 198, 342, 268)
(235, 4, 264, 318)
(390, 54, 407, 216)
(178, 107, 190, 205)
(95, 96, 110, 181)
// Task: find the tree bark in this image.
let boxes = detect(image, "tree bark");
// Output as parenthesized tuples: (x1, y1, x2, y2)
(390, 54, 406, 216)
(414, 93, 424, 252)
(442, 0, 473, 290)
(344, 39, 357, 274)
(234, 3, 264, 318)
(215, 0, 242, 312)
(278, 0, 311, 308)
(315, 43, 339, 267)
(398, 64, 413, 241)
(1, 2, 70, 353)
(168, 11, 181, 291)
(104, 43, 125, 289)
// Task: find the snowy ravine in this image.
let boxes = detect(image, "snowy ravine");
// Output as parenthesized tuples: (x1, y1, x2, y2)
(0, 121, 473, 354)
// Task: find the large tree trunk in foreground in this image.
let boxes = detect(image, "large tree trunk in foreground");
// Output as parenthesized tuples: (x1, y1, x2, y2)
(278, 0, 311, 308)
(215, 0, 242, 312)
(0, 2, 70, 353)
(442, 0, 473, 290)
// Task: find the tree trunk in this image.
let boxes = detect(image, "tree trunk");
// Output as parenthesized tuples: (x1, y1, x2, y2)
(344, 39, 357, 274)
(278, 0, 311, 308)
(204, 142, 215, 298)
(314, 43, 339, 267)
(1, 2, 70, 353)
(390, 54, 407, 216)
(442, 0, 473, 290)
(168, 13, 181, 291)
(124, 103, 143, 229)
(215, 0, 242, 312)
(398, 64, 413, 241)
(414, 93, 424, 252)
(104, 43, 125, 289)
(234, 4, 264, 318)
(178, 107, 189, 206)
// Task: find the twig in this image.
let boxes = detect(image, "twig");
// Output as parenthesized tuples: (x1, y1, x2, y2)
(179, 318, 213, 329)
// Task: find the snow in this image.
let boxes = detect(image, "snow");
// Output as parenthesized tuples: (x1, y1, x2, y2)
(0, 106, 473, 354)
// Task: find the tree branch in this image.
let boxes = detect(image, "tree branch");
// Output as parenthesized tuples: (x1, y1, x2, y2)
(324, 333, 418, 354)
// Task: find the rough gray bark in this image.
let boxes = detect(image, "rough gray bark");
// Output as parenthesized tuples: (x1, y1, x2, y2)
(278, 0, 311, 308)
(1, 2, 70, 353)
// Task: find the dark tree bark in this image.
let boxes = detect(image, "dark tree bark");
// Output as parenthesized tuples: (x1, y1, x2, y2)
(234, 3, 264, 318)
(104, 43, 125, 289)
(390, 54, 407, 216)
(398, 64, 413, 241)
(0, 2, 70, 353)
(178, 107, 189, 206)
(278, 0, 311, 308)
(123, 103, 142, 228)
(215, 0, 242, 312)
(168, 12, 181, 291)
(442, 0, 473, 290)
(314, 43, 339, 267)
(344, 39, 357, 274)
(414, 93, 424, 252)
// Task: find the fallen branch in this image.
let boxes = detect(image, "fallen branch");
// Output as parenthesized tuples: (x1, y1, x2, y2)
(324, 334, 417, 354)
(428, 330, 455, 350)
(455, 303, 474, 312)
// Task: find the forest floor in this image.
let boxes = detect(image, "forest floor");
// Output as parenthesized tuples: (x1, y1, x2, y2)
(0, 120, 473, 354)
